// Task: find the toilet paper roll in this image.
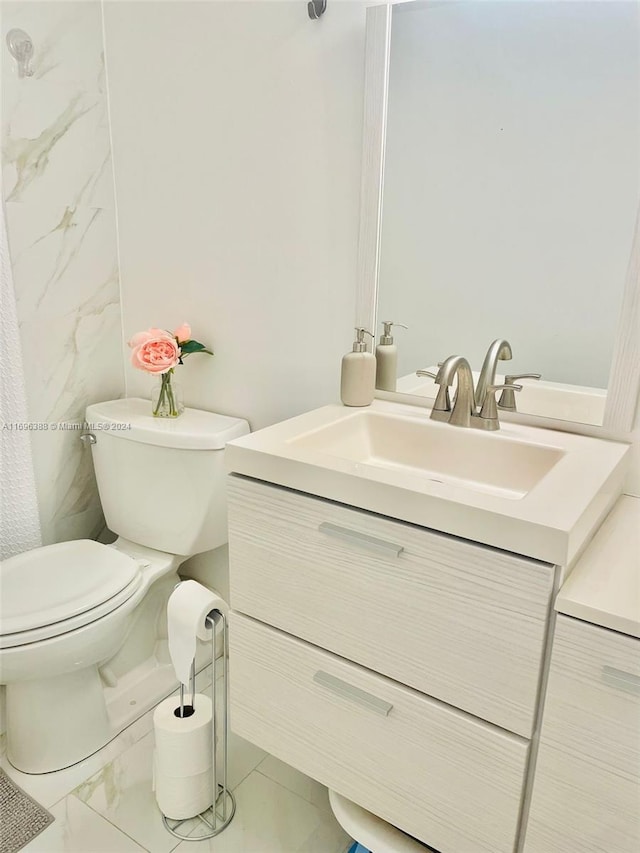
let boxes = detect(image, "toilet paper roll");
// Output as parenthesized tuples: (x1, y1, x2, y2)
(154, 754, 214, 820)
(153, 693, 213, 778)
(167, 580, 228, 686)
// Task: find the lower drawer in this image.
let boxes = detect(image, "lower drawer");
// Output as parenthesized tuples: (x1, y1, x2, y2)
(230, 612, 529, 853)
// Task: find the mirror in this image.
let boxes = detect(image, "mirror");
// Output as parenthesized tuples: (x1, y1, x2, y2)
(365, 0, 639, 427)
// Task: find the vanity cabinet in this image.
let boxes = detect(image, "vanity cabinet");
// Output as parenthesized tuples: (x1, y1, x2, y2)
(227, 474, 557, 853)
(227, 475, 554, 737)
(524, 615, 640, 853)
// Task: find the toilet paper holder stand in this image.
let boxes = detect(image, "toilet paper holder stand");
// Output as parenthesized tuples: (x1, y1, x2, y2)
(161, 609, 236, 841)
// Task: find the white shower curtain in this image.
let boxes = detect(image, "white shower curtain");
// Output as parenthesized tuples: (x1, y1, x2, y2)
(0, 201, 42, 559)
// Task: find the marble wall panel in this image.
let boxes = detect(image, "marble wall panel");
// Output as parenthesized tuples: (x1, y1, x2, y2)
(2, 1, 124, 544)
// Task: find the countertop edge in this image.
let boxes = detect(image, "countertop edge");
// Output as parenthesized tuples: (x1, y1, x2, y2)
(555, 495, 640, 638)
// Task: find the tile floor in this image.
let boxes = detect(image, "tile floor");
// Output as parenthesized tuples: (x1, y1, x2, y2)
(1, 668, 353, 853)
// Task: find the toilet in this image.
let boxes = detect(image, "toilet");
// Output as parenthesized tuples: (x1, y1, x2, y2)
(0, 397, 249, 774)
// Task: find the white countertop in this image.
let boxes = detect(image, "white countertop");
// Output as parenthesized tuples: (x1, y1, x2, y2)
(225, 400, 630, 566)
(556, 495, 640, 638)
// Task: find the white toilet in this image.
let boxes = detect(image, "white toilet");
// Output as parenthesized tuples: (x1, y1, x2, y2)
(0, 398, 249, 774)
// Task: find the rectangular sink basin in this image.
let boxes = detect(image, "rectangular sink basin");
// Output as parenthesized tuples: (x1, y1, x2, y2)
(225, 400, 630, 565)
(288, 411, 565, 500)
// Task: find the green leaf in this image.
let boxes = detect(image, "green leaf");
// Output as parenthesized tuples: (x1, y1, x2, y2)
(179, 340, 214, 356)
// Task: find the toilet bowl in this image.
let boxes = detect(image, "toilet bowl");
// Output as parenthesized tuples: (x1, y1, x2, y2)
(0, 398, 249, 773)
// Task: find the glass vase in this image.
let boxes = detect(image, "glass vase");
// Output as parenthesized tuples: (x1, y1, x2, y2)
(152, 371, 184, 418)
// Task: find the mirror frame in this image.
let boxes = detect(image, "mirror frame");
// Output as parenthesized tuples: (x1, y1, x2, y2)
(356, 3, 640, 434)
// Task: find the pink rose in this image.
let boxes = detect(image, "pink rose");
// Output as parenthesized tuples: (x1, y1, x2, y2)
(127, 328, 173, 349)
(173, 323, 191, 343)
(130, 335, 181, 374)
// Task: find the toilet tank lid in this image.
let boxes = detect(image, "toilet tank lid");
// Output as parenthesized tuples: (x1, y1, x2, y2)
(85, 398, 250, 450)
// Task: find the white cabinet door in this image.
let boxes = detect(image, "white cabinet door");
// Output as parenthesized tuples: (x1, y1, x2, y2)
(230, 612, 530, 853)
(524, 615, 640, 853)
(228, 474, 554, 736)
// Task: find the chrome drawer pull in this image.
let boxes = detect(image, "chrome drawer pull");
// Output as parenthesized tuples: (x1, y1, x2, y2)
(313, 671, 393, 717)
(318, 522, 404, 557)
(602, 665, 640, 695)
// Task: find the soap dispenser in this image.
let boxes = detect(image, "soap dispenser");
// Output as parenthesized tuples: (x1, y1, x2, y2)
(341, 328, 375, 407)
(375, 321, 408, 392)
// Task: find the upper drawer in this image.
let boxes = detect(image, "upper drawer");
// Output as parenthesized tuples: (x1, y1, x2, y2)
(524, 615, 640, 853)
(228, 475, 555, 736)
(230, 612, 529, 853)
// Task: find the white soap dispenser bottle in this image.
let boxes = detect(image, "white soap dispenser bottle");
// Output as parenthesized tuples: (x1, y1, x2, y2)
(340, 328, 376, 407)
(375, 321, 408, 392)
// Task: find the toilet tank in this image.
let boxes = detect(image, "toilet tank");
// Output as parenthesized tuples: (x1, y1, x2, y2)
(85, 399, 250, 557)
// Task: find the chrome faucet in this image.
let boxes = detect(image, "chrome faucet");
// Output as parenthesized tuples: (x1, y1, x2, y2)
(475, 339, 513, 412)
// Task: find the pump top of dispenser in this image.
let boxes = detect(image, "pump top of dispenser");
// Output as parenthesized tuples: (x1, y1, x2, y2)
(352, 328, 374, 352)
(379, 321, 408, 346)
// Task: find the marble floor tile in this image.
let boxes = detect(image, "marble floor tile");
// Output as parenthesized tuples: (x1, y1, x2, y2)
(1, 708, 154, 810)
(73, 732, 178, 853)
(173, 771, 350, 853)
(0, 664, 210, 814)
(23, 794, 146, 852)
(0, 661, 214, 811)
(256, 755, 332, 814)
(296, 818, 353, 853)
(73, 693, 268, 853)
(223, 730, 268, 793)
(4, 663, 350, 853)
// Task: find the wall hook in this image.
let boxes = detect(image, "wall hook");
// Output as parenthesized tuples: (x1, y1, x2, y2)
(6, 28, 34, 78)
(308, 0, 327, 20)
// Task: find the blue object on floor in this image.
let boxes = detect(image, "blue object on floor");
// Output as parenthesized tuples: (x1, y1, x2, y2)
(347, 843, 372, 853)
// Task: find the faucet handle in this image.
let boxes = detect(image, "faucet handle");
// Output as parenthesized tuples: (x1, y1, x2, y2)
(480, 383, 522, 425)
(416, 369, 451, 414)
(504, 373, 542, 382)
(498, 373, 541, 411)
(417, 362, 445, 377)
(488, 382, 523, 392)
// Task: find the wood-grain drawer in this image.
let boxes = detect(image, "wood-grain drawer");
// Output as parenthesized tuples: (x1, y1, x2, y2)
(524, 615, 640, 853)
(228, 474, 554, 736)
(230, 612, 529, 853)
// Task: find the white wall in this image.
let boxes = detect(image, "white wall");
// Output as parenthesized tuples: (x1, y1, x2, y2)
(103, 0, 367, 432)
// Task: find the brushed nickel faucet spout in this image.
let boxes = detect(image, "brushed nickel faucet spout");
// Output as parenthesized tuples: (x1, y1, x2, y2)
(475, 339, 513, 411)
(437, 356, 476, 428)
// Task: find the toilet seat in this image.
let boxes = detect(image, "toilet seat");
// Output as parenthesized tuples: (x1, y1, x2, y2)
(0, 540, 143, 649)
